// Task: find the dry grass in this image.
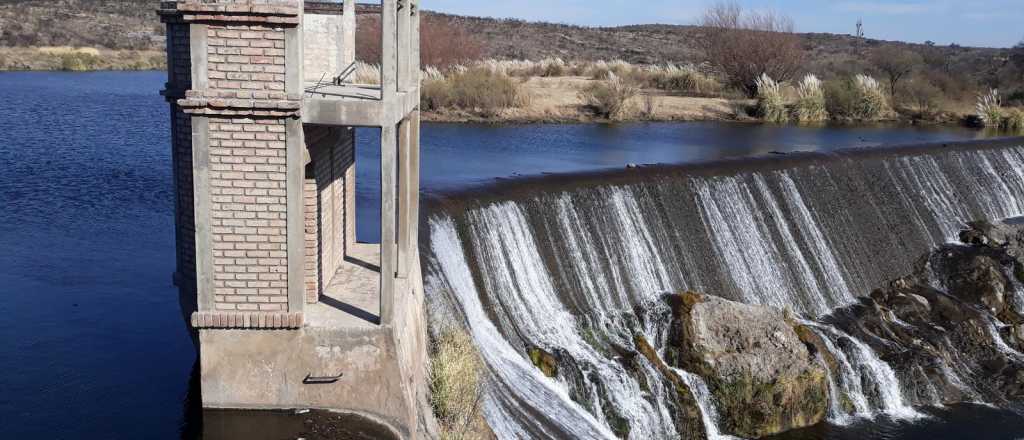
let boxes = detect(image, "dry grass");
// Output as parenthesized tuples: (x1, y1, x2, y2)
(429, 328, 491, 440)
(420, 67, 527, 117)
(0, 47, 165, 71)
(352, 62, 382, 85)
(579, 74, 640, 119)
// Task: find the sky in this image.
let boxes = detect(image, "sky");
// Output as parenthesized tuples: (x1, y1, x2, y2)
(426, 0, 1024, 48)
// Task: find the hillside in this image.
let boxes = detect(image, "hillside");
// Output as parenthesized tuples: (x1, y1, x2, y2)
(1, 0, 1019, 104)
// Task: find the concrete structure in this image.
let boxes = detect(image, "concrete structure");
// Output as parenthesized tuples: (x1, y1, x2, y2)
(159, 1, 432, 437)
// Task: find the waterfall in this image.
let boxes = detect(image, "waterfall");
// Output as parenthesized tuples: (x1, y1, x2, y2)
(424, 141, 1024, 438)
(804, 323, 922, 420)
(674, 368, 740, 440)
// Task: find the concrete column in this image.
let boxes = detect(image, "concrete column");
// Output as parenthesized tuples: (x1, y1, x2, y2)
(410, 110, 421, 251)
(285, 26, 303, 95)
(191, 116, 214, 311)
(341, 0, 356, 68)
(189, 24, 208, 90)
(397, 116, 411, 278)
(397, 0, 411, 91)
(381, 0, 398, 100)
(286, 119, 306, 314)
(380, 124, 397, 325)
(411, 0, 421, 84)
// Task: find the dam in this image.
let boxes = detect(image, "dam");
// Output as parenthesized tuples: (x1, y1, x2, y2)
(159, 1, 431, 437)
(423, 138, 1024, 439)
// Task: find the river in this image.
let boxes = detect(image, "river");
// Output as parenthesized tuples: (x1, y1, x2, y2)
(0, 71, 1016, 439)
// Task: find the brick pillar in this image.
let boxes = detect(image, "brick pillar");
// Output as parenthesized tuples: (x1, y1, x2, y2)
(161, 0, 305, 330)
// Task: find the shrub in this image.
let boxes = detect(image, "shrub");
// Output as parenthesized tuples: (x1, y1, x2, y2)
(60, 52, 100, 71)
(824, 78, 858, 119)
(976, 89, 1003, 127)
(824, 75, 889, 121)
(429, 328, 490, 440)
(1003, 108, 1024, 133)
(536, 57, 567, 77)
(579, 74, 639, 119)
(897, 79, 943, 118)
(643, 64, 723, 96)
(793, 74, 827, 122)
(755, 73, 788, 123)
(421, 77, 453, 111)
(421, 67, 524, 116)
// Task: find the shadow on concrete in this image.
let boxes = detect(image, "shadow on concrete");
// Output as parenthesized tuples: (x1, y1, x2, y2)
(343, 254, 380, 273)
(319, 294, 380, 325)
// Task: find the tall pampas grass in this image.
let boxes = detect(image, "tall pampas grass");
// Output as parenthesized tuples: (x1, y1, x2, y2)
(853, 74, 887, 120)
(976, 89, 1003, 127)
(755, 73, 788, 123)
(793, 74, 828, 122)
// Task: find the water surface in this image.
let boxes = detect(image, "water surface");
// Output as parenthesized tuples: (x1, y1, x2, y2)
(0, 71, 1010, 438)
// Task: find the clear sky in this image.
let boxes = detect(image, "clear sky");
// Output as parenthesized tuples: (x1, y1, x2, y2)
(426, 0, 1023, 48)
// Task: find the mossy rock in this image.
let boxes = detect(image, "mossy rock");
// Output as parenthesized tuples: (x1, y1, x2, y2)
(709, 370, 829, 438)
(528, 346, 559, 378)
(634, 335, 708, 440)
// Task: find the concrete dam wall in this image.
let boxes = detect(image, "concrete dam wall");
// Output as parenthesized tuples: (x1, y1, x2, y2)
(421, 138, 1024, 439)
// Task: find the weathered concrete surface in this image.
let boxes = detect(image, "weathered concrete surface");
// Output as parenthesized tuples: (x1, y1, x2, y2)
(199, 252, 434, 439)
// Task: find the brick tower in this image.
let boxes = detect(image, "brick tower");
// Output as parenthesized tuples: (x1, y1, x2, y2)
(160, 1, 429, 437)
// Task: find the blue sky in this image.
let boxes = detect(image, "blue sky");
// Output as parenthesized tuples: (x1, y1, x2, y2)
(427, 0, 1023, 48)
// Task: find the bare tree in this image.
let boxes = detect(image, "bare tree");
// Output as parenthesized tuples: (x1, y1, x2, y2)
(870, 46, 924, 97)
(699, 2, 805, 97)
(356, 14, 483, 68)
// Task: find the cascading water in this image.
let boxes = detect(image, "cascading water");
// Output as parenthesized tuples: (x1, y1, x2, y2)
(424, 141, 1024, 438)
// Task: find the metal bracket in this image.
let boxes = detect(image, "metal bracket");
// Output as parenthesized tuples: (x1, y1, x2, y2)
(303, 372, 343, 384)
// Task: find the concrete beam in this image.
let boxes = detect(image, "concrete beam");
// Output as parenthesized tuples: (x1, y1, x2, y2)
(380, 124, 397, 325)
(191, 116, 214, 311)
(302, 89, 420, 128)
(286, 118, 306, 315)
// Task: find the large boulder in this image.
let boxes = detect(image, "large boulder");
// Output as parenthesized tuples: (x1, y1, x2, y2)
(665, 292, 829, 438)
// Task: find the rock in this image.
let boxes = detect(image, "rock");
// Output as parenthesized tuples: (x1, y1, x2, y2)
(528, 346, 559, 378)
(633, 335, 708, 440)
(666, 292, 829, 438)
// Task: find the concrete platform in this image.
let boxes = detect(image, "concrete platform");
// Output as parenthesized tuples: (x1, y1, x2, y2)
(306, 242, 382, 329)
(305, 81, 382, 101)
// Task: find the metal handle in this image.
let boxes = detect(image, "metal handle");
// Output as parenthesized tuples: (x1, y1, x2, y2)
(303, 372, 343, 384)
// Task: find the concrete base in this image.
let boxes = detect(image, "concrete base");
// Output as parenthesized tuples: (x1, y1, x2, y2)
(197, 253, 433, 439)
(199, 326, 409, 436)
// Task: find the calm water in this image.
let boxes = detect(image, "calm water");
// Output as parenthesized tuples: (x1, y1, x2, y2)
(0, 71, 1015, 439)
